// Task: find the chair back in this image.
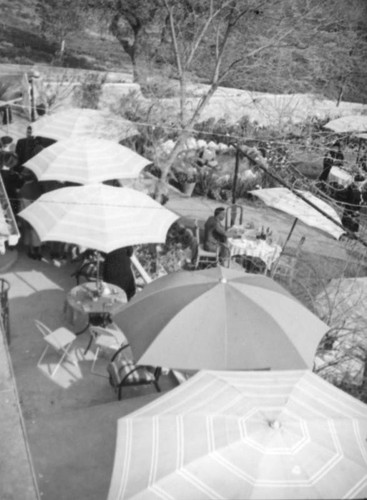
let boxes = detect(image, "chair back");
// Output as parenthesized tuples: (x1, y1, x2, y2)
(270, 236, 306, 278)
(89, 324, 126, 346)
(34, 319, 52, 338)
(194, 221, 201, 245)
(225, 204, 243, 230)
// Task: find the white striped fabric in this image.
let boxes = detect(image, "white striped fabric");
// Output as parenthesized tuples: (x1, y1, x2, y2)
(250, 187, 345, 240)
(32, 108, 139, 142)
(18, 184, 179, 253)
(25, 137, 151, 184)
(107, 369, 367, 500)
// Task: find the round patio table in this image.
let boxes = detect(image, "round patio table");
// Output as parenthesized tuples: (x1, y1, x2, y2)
(66, 281, 127, 335)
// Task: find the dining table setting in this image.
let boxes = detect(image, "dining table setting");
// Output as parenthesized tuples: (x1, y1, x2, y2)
(227, 222, 282, 272)
(65, 281, 128, 334)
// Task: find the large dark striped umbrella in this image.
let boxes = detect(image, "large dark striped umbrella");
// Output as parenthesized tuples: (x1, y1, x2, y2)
(114, 266, 329, 370)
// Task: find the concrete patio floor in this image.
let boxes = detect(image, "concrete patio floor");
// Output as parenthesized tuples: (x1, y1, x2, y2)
(0, 191, 357, 500)
(3, 248, 177, 500)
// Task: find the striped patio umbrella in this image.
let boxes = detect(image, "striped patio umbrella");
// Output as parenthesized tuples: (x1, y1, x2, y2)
(18, 184, 178, 253)
(114, 266, 329, 370)
(107, 369, 367, 500)
(324, 115, 367, 134)
(250, 187, 345, 241)
(32, 108, 139, 142)
(24, 137, 151, 184)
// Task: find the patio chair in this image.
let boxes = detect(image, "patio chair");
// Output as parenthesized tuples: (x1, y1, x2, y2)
(107, 345, 162, 400)
(35, 319, 77, 378)
(87, 323, 128, 376)
(231, 254, 267, 274)
(70, 250, 104, 285)
(194, 224, 219, 269)
(225, 204, 243, 230)
(271, 236, 306, 285)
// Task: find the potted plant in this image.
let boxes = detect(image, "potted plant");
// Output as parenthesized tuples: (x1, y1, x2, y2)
(175, 166, 198, 196)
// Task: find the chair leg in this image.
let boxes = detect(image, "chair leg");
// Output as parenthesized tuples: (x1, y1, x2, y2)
(37, 345, 49, 369)
(50, 350, 68, 378)
(84, 334, 94, 355)
(91, 347, 109, 377)
(90, 347, 100, 375)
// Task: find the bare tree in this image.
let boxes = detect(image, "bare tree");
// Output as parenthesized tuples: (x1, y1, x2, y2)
(149, 0, 319, 199)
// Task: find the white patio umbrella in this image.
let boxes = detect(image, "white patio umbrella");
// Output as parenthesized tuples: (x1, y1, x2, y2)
(32, 108, 139, 142)
(24, 137, 151, 184)
(324, 115, 367, 134)
(250, 187, 345, 243)
(108, 369, 367, 500)
(18, 184, 178, 253)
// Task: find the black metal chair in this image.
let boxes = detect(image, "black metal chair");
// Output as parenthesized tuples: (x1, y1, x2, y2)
(107, 345, 162, 400)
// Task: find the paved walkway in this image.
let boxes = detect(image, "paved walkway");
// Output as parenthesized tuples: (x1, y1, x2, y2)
(1, 248, 178, 500)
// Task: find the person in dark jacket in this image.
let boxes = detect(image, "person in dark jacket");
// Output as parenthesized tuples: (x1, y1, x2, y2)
(319, 141, 344, 183)
(340, 182, 362, 233)
(102, 246, 136, 300)
(15, 126, 36, 169)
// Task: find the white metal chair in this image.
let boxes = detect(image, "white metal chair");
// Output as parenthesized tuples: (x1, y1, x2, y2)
(35, 319, 77, 378)
(271, 236, 306, 285)
(194, 223, 219, 269)
(88, 323, 128, 376)
(225, 204, 244, 230)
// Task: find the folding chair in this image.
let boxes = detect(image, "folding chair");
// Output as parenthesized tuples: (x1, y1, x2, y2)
(87, 323, 128, 376)
(35, 319, 77, 378)
(107, 345, 162, 400)
(271, 236, 306, 285)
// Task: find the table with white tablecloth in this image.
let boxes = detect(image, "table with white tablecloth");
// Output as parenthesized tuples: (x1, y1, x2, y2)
(228, 237, 282, 271)
(328, 166, 353, 187)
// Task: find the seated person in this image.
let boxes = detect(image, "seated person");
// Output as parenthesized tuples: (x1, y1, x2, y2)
(203, 207, 228, 253)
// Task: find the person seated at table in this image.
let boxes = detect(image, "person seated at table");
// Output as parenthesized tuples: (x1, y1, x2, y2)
(203, 207, 229, 260)
(102, 246, 136, 301)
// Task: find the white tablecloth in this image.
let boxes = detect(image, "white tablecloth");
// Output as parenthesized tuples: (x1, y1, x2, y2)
(228, 238, 281, 270)
(329, 167, 353, 187)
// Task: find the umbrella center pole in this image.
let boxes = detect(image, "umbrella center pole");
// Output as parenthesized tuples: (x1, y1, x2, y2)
(269, 419, 281, 430)
(95, 251, 103, 296)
